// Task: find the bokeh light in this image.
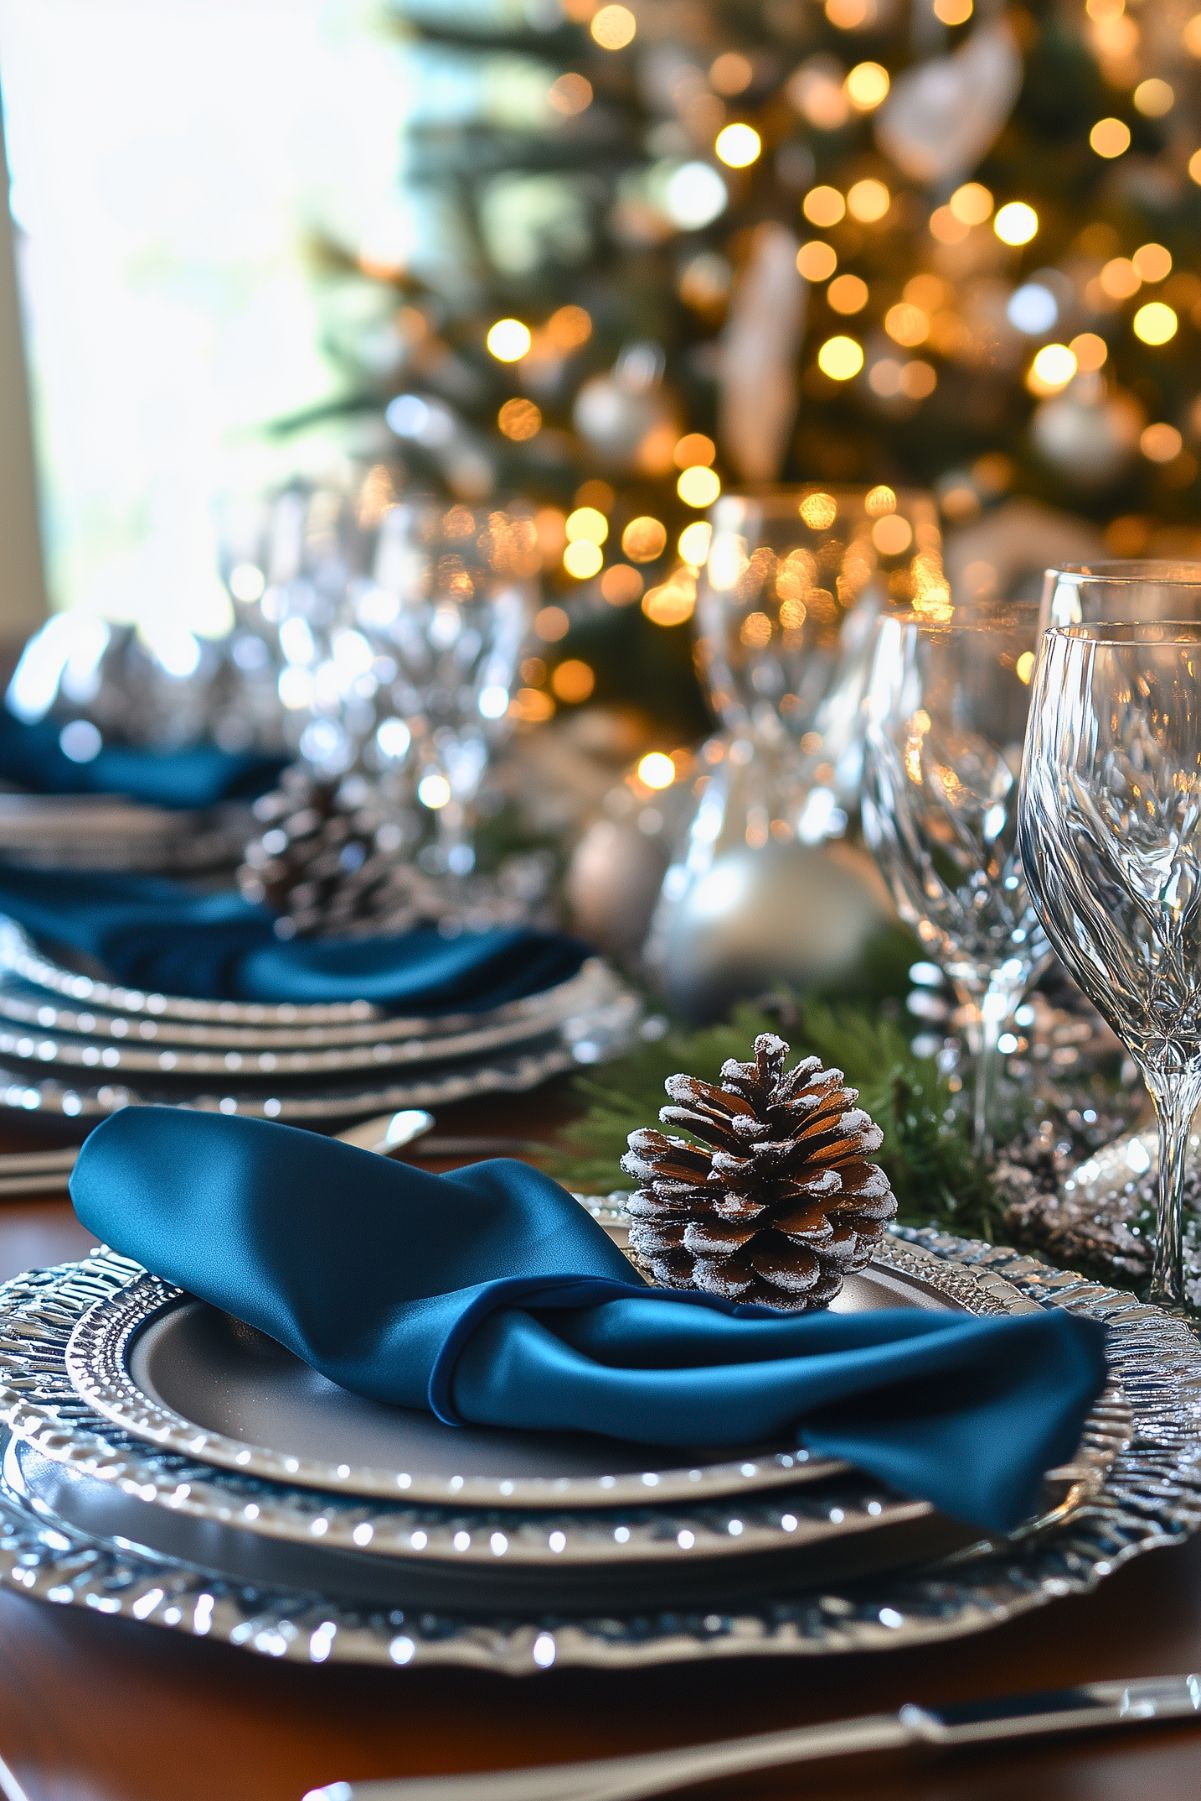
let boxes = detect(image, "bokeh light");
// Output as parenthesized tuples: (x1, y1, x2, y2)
(817, 335, 864, 379)
(486, 318, 532, 361)
(993, 202, 1038, 246)
(1133, 301, 1178, 345)
(715, 123, 762, 168)
(589, 5, 636, 51)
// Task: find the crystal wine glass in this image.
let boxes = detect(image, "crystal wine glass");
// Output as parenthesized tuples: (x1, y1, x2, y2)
(862, 600, 1050, 1155)
(1042, 560, 1201, 632)
(696, 484, 944, 841)
(1019, 622, 1201, 1311)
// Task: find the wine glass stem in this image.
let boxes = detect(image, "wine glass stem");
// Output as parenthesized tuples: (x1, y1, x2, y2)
(1145, 1074, 1201, 1312)
(962, 975, 1025, 1160)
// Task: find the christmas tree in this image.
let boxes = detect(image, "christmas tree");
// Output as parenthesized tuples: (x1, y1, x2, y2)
(328, 0, 1201, 735)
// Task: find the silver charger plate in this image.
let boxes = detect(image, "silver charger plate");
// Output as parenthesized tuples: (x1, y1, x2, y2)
(0, 1230, 1192, 1672)
(0, 1237, 1126, 1573)
(0, 955, 627, 1052)
(0, 984, 639, 1126)
(0, 917, 612, 1032)
(63, 1229, 1046, 1508)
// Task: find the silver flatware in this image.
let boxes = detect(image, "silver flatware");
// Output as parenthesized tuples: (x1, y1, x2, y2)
(303, 1674, 1201, 1801)
(0, 1110, 522, 1197)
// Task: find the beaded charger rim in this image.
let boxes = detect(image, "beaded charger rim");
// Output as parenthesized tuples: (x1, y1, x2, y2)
(0, 1229, 1189, 1672)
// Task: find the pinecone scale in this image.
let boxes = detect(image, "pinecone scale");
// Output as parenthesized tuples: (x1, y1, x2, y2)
(621, 1032, 897, 1311)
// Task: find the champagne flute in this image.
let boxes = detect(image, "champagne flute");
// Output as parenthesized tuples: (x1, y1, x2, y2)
(1019, 622, 1201, 1311)
(863, 601, 1049, 1155)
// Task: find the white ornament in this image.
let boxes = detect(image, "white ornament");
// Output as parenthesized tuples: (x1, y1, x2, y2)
(1030, 385, 1144, 492)
(876, 20, 1023, 185)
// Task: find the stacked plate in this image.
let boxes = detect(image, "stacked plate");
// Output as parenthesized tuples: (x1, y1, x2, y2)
(0, 916, 641, 1128)
(0, 1208, 1171, 1675)
(0, 789, 251, 878)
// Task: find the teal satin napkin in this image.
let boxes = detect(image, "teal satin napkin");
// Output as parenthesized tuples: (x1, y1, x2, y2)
(0, 865, 587, 1009)
(0, 710, 285, 809)
(70, 1107, 1108, 1531)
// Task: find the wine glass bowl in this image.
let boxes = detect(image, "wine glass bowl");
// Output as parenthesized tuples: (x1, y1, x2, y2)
(863, 601, 1048, 1153)
(1041, 560, 1201, 632)
(1019, 621, 1201, 1310)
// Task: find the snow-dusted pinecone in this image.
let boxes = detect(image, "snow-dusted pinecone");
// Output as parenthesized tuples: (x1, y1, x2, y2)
(620, 1032, 897, 1312)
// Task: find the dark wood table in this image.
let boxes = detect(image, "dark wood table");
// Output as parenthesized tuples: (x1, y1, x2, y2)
(0, 1100, 1198, 1801)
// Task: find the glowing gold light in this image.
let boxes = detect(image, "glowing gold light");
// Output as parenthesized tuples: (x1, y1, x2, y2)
(929, 206, 969, 245)
(845, 61, 890, 110)
(827, 273, 868, 314)
(1133, 242, 1172, 283)
(933, 0, 973, 21)
(1099, 257, 1141, 301)
(715, 123, 762, 168)
(642, 573, 697, 626)
(799, 490, 839, 529)
(637, 751, 677, 790)
(1141, 423, 1183, 462)
(600, 564, 642, 605)
(677, 466, 722, 507)
(673, 433, 716, 468)
(1029, 343, 1078, 391)
(865, 484, 895, 515)
(1015, 651, 1036, 685)
(993, 202, 1038, 246)
(1134, 78, 1174, 117)
(562, 540, 603, 580)
(486, 318, 532, 361)
(900, 360, 937, 399)
(872, 515, 913, 555)
(1186, 12, 1201, 55)
(1089, 117, 1131, 158)
(825, 0, 872, 25)
(565, 506, 609, 544)
(546, 305, 593, 348)
(548, 73, 593, 116)
(590, 4, 636, 50)
(418, 773, 452, 811)
(796, 240, 838, 281)
(678, 520, 713, 565)
(847, 178, 890, 223)
(710, 52, 753, 95)
(817, 335, 863, 380)
(622, 516, 668, 562)
(803, 185, 846, 228)
(1070, 331, 1109, 372)
(512, 688, 555, 724)
(884, 302, 929, 347)
(551, 659, 595, 703)
(1191, 149, 1201, 186)
(949, 181, 993, 225)
(534, 605, 570, 642)
(497, 398, 541, 442)
(1134, 301, 1178, 345)
(575, 478, 614, 510)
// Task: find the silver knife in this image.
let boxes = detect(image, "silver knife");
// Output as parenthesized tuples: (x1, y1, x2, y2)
(301, 1675, 1201, 1801)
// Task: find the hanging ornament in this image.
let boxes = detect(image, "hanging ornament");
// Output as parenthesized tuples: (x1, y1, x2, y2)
(718, 223, 805, 485)
(1030, 382, 1144, 493)
(875, 20, 1022, 185)
(573, 344, 682, 474)
(621, 1032, 897, 1311)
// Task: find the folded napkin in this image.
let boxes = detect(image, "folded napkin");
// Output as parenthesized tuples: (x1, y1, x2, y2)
(0, 709, 285, 810)
(71, 1108, 1108, 1532)
(0, 865, 586, 1009)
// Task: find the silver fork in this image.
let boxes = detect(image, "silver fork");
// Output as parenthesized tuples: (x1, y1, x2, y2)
(301, 1675, 1201, 1801)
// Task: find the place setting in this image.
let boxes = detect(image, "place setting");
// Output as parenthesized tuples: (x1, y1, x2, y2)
(7, 5, 1201, 1790)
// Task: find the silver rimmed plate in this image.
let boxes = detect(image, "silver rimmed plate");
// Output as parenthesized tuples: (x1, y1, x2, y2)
(62, 1228, 1050, 1509)
(0, 1230, 1191, 1671)
(0, 917, 609, 1032)
(0, 1019, 633, 1128)
(0, 1242, 1123, 1586)
(0, 956, 627, 1051)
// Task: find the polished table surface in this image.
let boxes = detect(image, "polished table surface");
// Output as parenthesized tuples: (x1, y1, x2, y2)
(0, 1096, 1198, 1801)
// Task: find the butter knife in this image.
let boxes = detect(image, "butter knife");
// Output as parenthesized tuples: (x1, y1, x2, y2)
(303, 1675, 1201, 1801)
